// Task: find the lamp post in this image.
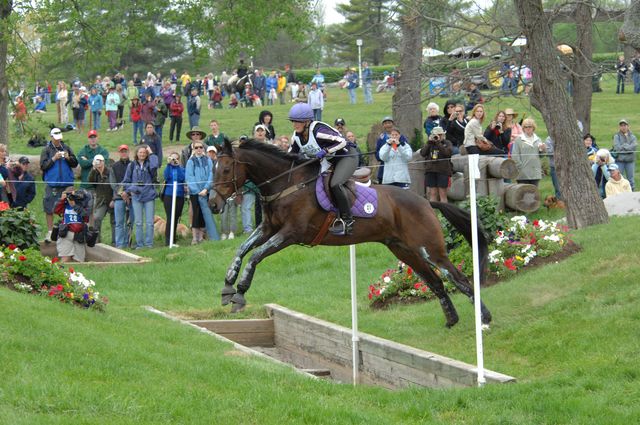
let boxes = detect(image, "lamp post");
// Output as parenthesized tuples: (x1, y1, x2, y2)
(356, 39, 363, 88)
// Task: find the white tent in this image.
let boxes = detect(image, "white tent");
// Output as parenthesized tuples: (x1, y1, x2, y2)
(423, 47, 445, 58)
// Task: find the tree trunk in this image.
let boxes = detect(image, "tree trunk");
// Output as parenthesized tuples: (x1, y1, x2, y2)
(515, 0, 608, 229)
(572, 0, 593, 134)
(619, 0, 640, 52)
(392, 5, 423, 148)
(0, 0, 12, 148)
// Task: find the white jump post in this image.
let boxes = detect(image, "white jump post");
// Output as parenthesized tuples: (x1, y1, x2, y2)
(349, 244, 359, 386)
(169, 181, 178, 248)
(468, 154, 486, 387)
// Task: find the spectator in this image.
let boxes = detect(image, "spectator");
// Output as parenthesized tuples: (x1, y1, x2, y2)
(41, 128, 79, 243)
(311, 68, 325, 92)
(130, 96, 143, 144)
(88, 154, 114, 243)
(295, 81, 307, 103)
(116, 84, 126, 125)
(141, 122, 163, 166)
(632, 52, 640, 94)
(185, 133, 219, 244)
(228, 93, 238, 109)
(71, 86, 88, 133)
(345, 131, 365, 167)
(379, 127, 413, 188)
(12, 157, 35, 209)
(464, 104, 503, 156)
(511, 118, 546, 186)
(0, 145, 15, 204)
(153, 94, 168, 141)
(266, 71, 278, 106)
(122, 145, 158, 249)
(169, 94, 184, 143)
(180, 70, 191, 96)
(237, 60, 248, 79)
(33, 96, 46, 113)
(484, 110, 509, 154)
(544, 136, 562, 199)
(180, 127, 208, 166)
(253, 124, 268, 143)
(615, 55, 628, 94)
(54, 188, 92, 262)
(57, 81, 69, 124)
(420, 126, 452, 202)
(205, 119, 229, 151)
(584, 133, 598, 162)
(504, 108, 523, 153)
(605, 164, 632, 197)
(346, 68, 358, 104)
(375, 116, 408, 184)
(465, 82, 482, 112)
(423, 102, 444, 139)
(275, 135, 290, 151)
(612, 119, 637, 191)
(307, 82, 324, 121)
(277, 72, 287, 105)
(211, 86, 223, 109)
(110, 144, 133, 249)
(126, 81, 138, 113)
(444, 103, 467, 154)
(334, 118, 346, 136)
(592, 149, 614, 198)
(161, 152, 186, 246)
(88, 87, 103, 130)
(286, 64, 297, 100)
(362, 62, 373, 104)
(77, 129, 109, 190)
(105, 86, 120, 131)
(187, 87, 201, 129)
(256, 111, 276, 142)
(140, 92, 156, 125)
(253, 68, 266, 105)
(240, 82, 254, 107)
(13, 96, 27, 136)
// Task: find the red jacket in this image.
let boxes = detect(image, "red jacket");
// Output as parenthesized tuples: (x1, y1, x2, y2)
(170, 101, 184, 118)
(130, 103, 142, 122)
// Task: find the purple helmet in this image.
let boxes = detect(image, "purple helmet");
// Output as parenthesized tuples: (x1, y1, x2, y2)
(288, 103, 314, 122)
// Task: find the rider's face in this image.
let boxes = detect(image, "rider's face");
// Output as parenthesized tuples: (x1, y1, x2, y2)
(292, 121, 306, 133)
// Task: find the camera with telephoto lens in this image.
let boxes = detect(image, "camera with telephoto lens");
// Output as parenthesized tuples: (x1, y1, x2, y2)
(67, 191, 85, 202)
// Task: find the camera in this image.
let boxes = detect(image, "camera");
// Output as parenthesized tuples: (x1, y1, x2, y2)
(496, 122, 502, 129)
(67, 191, 85, 202)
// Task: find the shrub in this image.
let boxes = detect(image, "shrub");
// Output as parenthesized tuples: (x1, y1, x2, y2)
(0, 203, 41, 249)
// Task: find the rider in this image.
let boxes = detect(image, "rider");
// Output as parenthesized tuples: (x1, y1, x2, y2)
(288, 103, 358, 236)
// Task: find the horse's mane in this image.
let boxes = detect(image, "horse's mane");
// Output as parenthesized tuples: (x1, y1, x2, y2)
(238, 139, 309, 165)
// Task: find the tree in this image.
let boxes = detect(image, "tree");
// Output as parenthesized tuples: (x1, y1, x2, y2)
(392, 1, 423, 150)
(619, 0, 640, 52)
(514, 0, 608, 229)
(326, 0, 394, 65)
(0, 0, 13, 148)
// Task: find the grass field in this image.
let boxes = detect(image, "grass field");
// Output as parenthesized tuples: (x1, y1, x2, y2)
(2, 74, 640, 424)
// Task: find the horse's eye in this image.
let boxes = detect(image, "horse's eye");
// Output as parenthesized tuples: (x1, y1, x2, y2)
(223, 167, 231, 173)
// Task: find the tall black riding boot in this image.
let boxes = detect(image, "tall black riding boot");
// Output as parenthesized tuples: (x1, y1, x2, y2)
(329, 184, 354, 236)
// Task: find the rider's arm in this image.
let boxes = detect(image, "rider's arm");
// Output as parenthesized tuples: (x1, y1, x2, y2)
(314, 124, 346, 154)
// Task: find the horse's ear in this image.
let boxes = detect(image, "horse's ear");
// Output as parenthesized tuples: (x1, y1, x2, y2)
(223, 138, 234, 154)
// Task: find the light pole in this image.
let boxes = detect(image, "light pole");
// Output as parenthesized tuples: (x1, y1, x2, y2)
(356, 39, 363, 88)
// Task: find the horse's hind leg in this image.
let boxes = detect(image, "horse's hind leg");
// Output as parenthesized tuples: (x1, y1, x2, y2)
(421, 248, 492, 325)
(222, 225, 270, 305)
(387, 244, 459, 328)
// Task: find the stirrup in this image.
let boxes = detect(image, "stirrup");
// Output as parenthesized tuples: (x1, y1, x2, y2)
(329, 217, 354, 236)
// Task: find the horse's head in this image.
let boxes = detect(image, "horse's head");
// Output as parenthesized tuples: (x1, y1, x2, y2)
(212, 139, 247, 214)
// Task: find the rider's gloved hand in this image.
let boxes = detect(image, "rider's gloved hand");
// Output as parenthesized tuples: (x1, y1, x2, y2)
(315, 149, 327, 159)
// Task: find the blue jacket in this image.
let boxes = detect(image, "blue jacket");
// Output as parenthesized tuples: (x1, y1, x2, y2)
(89, 94, 103, 112)
(185, 155, 213, 194)
(40, 141, 78, 187)
(347, 73, 358, 89)
(266, 76, 278, 92)
(12, 172, 36, 208)
(163, 164, 186, 197)
(122, 155, 159, 202)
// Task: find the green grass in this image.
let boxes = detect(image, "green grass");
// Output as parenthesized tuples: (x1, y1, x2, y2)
(2, 74, 640, 424)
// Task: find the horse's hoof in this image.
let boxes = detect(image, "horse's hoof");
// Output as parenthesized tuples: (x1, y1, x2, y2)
(445, 319, 459, 329)
(231, 303, 246, 313)
(229, 293, 246, 313)
(221, 285, 236, 306)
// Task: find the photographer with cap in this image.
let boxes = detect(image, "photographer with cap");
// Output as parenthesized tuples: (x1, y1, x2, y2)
(40, 127, 79, 243)
(54, 187, 92, 262)
(11, 157, 36, 209)
(420, 126, 452, 203)
(78, 129, 109, 189)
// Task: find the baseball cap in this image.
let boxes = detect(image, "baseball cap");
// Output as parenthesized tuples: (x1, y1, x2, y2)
(381, 116, 394, 124)
(50, 128, 63, 140)
(118, 144, 129, 151)
(93, 154, 105, 162)
(18, 156, 30, 165)
(334, 118, 346, 126)
(254, 124, 268, 132)
(619, 119, 629, 125)
(608, 163, 619, 172)
(88, 129, 98, 138)
(207, 146, 217, 153)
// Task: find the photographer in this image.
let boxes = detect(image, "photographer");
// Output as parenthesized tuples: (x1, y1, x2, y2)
(483, 111, 509, 154)
(161, 152, 186, 246)
(592, 149, 614, 198)
(88, 154, 114, 244)
(379, 127, 413, 189)
(54, 188, 92, 262)
(420, 127, 453, 202)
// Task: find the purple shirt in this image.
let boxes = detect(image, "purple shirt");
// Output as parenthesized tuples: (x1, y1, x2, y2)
(161, 88, 174, 106)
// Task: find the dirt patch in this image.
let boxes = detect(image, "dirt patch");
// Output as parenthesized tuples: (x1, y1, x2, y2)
(372, 240, 581, 309)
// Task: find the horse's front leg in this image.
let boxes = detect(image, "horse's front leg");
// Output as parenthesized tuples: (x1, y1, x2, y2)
(221, 224, 271, 305)
(229, 230, 295, 313)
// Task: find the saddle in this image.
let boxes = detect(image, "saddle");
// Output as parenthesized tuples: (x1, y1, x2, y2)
(315, 168, 378, 218)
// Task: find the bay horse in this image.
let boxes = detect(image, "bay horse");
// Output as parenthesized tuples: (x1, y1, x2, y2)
(212, 139, 492, 328)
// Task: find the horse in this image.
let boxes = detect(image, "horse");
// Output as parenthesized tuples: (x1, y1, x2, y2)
(225, 72, 254, 95)
(212, 139, 492, 328)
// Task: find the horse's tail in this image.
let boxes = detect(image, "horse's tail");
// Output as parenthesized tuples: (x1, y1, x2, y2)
(430, 201, 488, 284)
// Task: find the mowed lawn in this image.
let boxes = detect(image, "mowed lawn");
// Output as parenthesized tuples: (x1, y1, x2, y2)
(1, 74, 640, 424)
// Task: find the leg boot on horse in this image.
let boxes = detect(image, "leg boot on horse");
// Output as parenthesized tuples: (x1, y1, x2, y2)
(329, 183, 354, 235)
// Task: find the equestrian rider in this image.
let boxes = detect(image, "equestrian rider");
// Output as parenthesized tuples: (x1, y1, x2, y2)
(288, 103, 359, 235)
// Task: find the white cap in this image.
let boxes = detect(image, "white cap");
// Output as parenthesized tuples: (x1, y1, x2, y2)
(207, 146, 217, 153)
(50, 128, 63, 140)
(93, 154, 105, 162)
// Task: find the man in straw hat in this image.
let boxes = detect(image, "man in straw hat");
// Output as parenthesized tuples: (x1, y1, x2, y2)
(181, 126, 208, 166)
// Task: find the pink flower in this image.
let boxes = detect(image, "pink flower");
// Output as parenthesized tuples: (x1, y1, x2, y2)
(533, 220, 539, 227)
(421, 286, 428, 293)
(413, 282, 422, 289)
(504, 258, 517, 271)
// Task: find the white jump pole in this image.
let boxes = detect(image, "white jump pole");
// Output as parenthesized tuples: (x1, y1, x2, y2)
(169, 181, 178, 248)
(468, 154, 486, 387)
(349, 244, 359, 386)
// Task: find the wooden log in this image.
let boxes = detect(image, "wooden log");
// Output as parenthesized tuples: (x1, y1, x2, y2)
(504, 183, 540, 212)
(447, 172, 467, 201)
(190, 319, 275, 347)
(408, 151, 427, 198)
(451, 155, 518, 179)
(486, 178, 506, 210)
